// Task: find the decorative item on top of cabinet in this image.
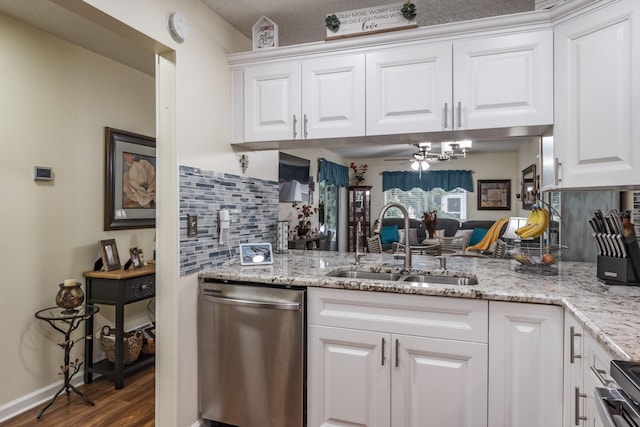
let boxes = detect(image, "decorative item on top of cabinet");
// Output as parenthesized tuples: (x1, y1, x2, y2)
(252, 16, 278, 50)
(324, 2, 417, 40)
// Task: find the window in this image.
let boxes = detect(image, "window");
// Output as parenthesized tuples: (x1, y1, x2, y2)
(383, 187, 468, 221)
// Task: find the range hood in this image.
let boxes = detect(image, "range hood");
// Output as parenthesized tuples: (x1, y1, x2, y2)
(231, 125, 553, 153)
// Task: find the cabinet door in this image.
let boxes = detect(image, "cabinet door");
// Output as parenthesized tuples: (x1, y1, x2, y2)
(453, 30, 553, 130)
(392, 335, 487, 427)
(366, 43, 452, 135)
(302, 55, 365, 139)
(583, 333, 614, 427)
(244, 61, 301, 142)
(308, 325, 391, 427)
(564, 312, 586, 427)
(488, 301, 563, 427)
(553, 0, 639, 188)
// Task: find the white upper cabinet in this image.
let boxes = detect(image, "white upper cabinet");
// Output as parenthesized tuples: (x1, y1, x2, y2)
(243, 61, 301, 142)
(366, 43, 453, 135)
(551, 0, 639, 189)
(241, 54, 365, 142)
(302, 55, 366, 139)
(453, 30, 553, 130)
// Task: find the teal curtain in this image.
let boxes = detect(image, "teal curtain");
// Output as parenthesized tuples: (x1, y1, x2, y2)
(318, 158, 349, 187)
(382, 170, 474, 192)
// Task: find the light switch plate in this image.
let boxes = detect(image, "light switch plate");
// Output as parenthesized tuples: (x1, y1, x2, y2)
(187, 214, 197, 236)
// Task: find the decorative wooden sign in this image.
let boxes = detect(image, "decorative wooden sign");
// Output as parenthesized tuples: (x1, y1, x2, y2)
(252, 16, 278, 50)
(325, 2, 417, 40)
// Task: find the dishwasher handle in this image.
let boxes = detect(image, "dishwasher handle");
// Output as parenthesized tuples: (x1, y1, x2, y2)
(202, 292, 301, 311)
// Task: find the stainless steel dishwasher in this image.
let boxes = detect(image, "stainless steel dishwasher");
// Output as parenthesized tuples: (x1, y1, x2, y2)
(199, 279, 306, 427)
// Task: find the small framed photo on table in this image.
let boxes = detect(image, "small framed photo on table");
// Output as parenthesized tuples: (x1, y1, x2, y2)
(99, 239, 121, 271)
(129, 247, 142, 269)
(239, 243, 273, 265)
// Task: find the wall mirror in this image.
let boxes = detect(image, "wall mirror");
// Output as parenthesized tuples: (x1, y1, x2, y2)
(521, 164, 537, 210)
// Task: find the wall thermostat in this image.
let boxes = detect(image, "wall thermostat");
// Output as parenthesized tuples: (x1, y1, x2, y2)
(34, 166, 53, 181)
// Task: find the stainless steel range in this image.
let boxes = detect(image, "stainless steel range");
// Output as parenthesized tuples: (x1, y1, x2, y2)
(596, 361, 640, 427)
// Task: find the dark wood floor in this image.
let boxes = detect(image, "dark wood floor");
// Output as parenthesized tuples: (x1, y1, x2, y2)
(0, 365, 154, 427)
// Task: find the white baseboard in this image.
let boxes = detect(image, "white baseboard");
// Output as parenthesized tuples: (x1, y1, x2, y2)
(0, 371, 86, 423)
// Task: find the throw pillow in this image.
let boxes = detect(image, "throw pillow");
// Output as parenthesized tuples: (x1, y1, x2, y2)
(468, 228, 489, 246)
(380, 224, 399, 244)
(454, 229, 474, 246)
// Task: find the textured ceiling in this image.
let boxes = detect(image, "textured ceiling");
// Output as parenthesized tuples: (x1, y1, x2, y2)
(200, 0, 534, 46)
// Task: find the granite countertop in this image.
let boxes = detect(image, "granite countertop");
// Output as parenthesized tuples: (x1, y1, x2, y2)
(199, 250, 640, 361)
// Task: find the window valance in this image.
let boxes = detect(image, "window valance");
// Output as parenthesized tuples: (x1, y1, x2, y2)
(382, 170, 474, 192)
(318, 158, 349, 187)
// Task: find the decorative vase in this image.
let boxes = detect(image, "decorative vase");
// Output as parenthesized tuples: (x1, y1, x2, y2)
(55, 282, 84, 312)
(298, 227, 310, 237)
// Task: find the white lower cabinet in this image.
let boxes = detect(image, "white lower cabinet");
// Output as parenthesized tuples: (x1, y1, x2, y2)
(308, 288, 488, 427)
(308, 290, 567, 427)
(563, 310, 614, 427)
(487, 301, 564, 427)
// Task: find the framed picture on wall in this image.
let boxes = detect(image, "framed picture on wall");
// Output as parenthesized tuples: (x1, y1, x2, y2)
(477, 179, 511, 210)
(104, 127, 156, 230)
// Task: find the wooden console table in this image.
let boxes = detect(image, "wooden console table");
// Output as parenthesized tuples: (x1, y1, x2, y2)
(83, 264, 155, 389)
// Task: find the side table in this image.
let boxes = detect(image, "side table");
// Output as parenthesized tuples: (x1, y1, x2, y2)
(34, 305, 99, 419)
(83, 264, 155, 389)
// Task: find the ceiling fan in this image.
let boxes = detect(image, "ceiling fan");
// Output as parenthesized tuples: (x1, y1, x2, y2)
(384, 141, 472, 172)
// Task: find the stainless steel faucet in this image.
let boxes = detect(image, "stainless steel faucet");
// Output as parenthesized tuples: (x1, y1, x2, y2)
(374, 202, 412, 270)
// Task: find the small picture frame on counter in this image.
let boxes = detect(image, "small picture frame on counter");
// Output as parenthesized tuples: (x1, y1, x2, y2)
(129, 247, 142, 269)
(239, 243, 273, 265)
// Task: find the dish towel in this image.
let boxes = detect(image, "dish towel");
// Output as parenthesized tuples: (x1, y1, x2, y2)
(465, 218, 509, 252)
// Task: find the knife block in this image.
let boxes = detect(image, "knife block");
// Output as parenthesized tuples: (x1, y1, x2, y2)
(597, 256, 639, 285)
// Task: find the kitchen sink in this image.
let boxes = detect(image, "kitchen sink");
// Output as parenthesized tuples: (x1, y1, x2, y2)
(325, 268, 478, 286)
(327, 270, 403, 281)
(402, 274, 478, 286)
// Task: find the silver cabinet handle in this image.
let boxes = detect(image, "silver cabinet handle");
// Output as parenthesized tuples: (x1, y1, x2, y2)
(443, 102, 449, 129)
(381, 338, 386, 366)
(202, 293, 300, 311)
(570, 326, 582, 364)
(303, 114, 308, 138)
(292, 114, 298, 139)
(575, 387, 587, 425)
(457, 101, 462, 128)
(395, 339, 399, 368)
(590, 365, 613, 386)
(555, 158, 562, 184)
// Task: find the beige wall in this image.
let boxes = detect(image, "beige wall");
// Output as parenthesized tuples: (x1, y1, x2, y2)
(1, 1, 254, 426)
(0, 13, 155, 407)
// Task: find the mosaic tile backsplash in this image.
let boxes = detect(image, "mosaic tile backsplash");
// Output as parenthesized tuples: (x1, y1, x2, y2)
(179, 166, 278, 276)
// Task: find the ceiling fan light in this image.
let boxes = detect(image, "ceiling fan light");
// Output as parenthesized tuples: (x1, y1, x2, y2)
(421, 161, 430, 170)
(411, 160, 420, 171)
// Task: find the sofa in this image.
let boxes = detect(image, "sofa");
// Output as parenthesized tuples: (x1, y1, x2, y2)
(376, 217, 508, 253)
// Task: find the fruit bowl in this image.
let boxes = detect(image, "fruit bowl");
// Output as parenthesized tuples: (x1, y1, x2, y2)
(508, 244, 568, 275)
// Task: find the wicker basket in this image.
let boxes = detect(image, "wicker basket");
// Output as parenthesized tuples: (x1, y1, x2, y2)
(141, 337, 155, 355)
(100, 326, 143, 365)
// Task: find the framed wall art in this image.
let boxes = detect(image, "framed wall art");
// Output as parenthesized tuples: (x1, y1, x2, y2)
(477, 179, 511, 210)
(99, 239, 121, 271)
(104, 127, 156, 230)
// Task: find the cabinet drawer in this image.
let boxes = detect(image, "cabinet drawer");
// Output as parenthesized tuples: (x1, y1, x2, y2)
(308, 287, 488, 343)
(124, 275, 155, 302)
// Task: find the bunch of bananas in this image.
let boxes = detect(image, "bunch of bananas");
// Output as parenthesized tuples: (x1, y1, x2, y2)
(515, 204, 550, 239)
